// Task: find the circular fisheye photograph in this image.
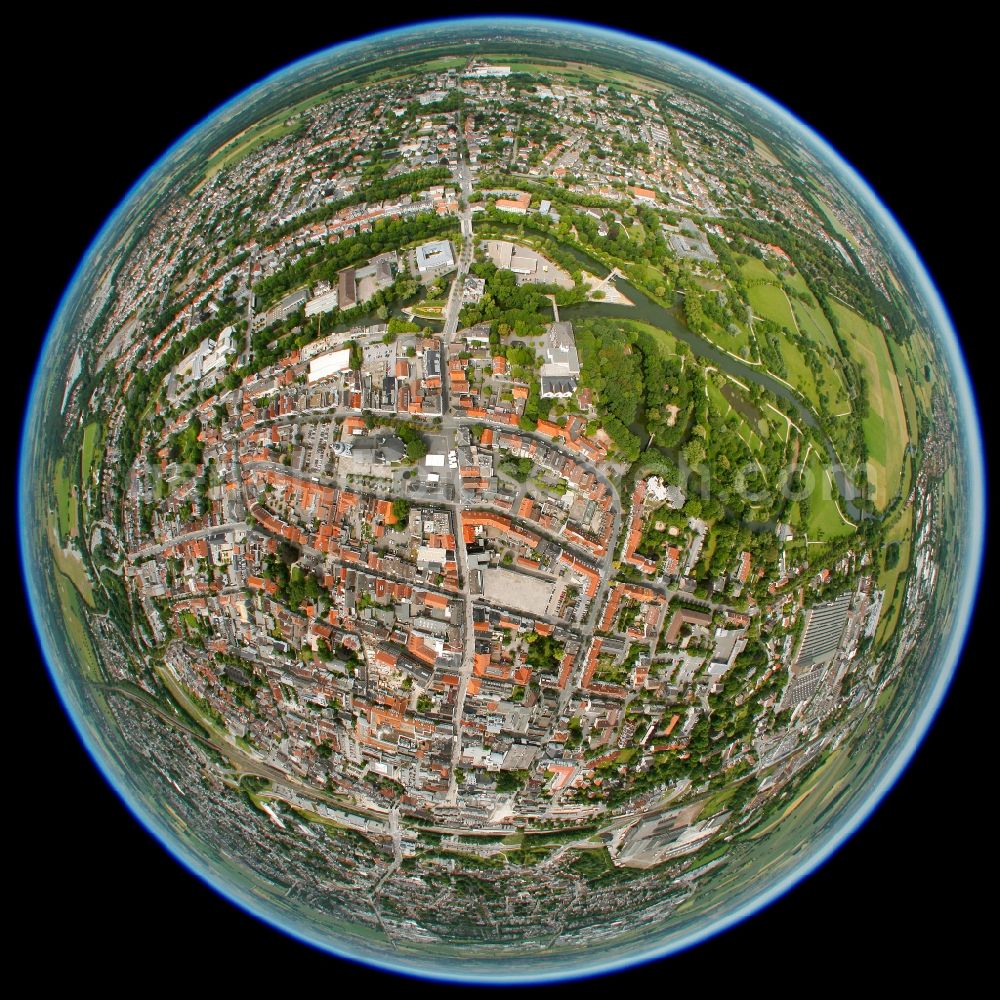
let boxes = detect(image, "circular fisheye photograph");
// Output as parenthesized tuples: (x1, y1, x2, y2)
(19, 13, 984, 985)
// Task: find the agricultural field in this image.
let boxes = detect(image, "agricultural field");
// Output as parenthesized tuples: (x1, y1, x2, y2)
(53, 563, 100, 679)
(47, 514, 94, 606)
(875, 505, 914, 647)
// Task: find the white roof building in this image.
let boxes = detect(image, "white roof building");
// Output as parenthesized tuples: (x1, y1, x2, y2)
(415, 240, 455, 273)
(307, 348, 352, 383)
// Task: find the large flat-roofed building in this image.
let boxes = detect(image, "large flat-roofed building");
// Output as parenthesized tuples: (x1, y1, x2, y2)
(349, 433, 406, 465)
(540, 321, 581, 398)
(415, 239, 455, 273)
(464, 65, 510, 78)
(543, 322, 580, 373)
(338, 267, 357, 308)
(794, 591, 851, 668)
(166, 326, 238, 401)
(305, 288, 339, 317)
(252, 287, 309, 330)
(308, 348, 352, 383)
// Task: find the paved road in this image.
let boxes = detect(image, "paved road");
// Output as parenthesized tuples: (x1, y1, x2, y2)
(444, 152, 477, 804)
(130, 521, 249, 560)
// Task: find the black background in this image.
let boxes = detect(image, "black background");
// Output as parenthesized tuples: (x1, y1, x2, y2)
(15, 7, 987, 988)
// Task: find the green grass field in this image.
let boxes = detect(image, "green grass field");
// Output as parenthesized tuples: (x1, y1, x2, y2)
(875, 505, 914, 645)
(832, 301, 908, 510)
(748, 280, 797, 331)
(81, 421, 102, 483)
(742, 263, 853, 418)
(741, 262, 836, 416)
(698, 779, 747, 818)
(802, 449, 856, 541)
(628, 319, 680, 355)
(53, 458, 78, 541)
(790, 300, 851, 415)
(739, 257, 774, 283)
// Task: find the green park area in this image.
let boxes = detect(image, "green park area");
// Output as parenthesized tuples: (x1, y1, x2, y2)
(627, 319, 680, 356)
(832, 302, 909, 510)
(81, 421, 102, 482)
(53, 457, 78, 542)
(785, 447, 855, 542)
(747, 275, 796, 331)
(743, 259, 851, 417)
(706, 377, 767, 455)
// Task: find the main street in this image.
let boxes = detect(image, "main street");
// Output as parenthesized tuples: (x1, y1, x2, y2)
(444, 152, 476, 805)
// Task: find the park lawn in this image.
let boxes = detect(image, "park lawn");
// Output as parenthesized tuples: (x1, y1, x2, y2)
(814, 351, 852, 416)
(686, 278, 754, 358)
(748, 280, 797, 331)
(815, 196, 860, 250)
(716, 317, 752, 358)
(785, 497, 804, 530)
(790, 299, 852, 415)
(790, 295, 842, 355)
(751, 135, 781, 164)
(81, 421, 102, 482)
(776, 334, 821, 410)
(876, 551, 910, 648)
(887, 336, 919, 442)
(205, 118, 303, 180)
(629, 262, 669, 290)
(699, 779, 747, 818)
(902, 329, 936, 414)
(737, 421, 765, 455)
(628, 319, 680, 356)
(723, 281, 756, 357)
(53, 458, 78, 542)
(411, 304, 445, 318)
(804, 450, 856, 541)
(887, 331, 938, 448)
(739, 256, 774, 283)
(832, 301, 908, 510)
(783, 269, 812, 298)
(708, 379, 766, 455)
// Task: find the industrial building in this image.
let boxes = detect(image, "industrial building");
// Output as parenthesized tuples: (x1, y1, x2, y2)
(794, 592, 852, 668)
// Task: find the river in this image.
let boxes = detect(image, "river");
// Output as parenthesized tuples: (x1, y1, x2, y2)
(562, 274, 865, 520)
